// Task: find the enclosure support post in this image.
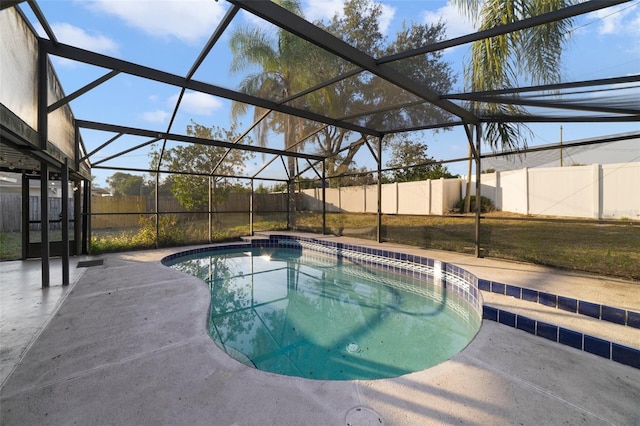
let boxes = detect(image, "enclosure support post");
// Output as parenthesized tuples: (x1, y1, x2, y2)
(287, 178, 291, 230)
(83, 179, 91, 255)
(376, 136, 383, 243)
(72, 124, 81, 255)
(465, 145, 473, 213)
(40, 162, 50, 288)
(209, 176, 213, 243)
(250, 178, 254, 236)
(38, 42, 50, 288)
(474, 124, 483, 258)
(62, 158, 70, 285)
(463, 124, 476, 214)
(74, 179, 82, 255)
(155, 172, 159, 248)
(21, 174, 29, 260)
(322, 159, 326, 235)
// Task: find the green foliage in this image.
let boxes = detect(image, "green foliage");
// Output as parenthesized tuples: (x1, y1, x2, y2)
(149, 122, 253, 211)
(313, 0, 456, 177)
(452, 0, 574, 151)
(134, 215, 184, 247)
(229, 0, 456, 179)
(255, 183, 271, 194)
(329, 166, 376, 188)
(0, 231, 21, 260)
(454, 196, 495, 213)
(385, 138, 456, 182)
(106, 172, 152, 196)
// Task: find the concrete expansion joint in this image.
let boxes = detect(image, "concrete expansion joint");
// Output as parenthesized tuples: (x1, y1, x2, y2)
(0, 335, 208, 400)
(467, 355, 617, 425)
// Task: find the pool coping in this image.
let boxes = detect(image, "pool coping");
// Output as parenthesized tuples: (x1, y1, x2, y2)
(162, 234, 640, 371)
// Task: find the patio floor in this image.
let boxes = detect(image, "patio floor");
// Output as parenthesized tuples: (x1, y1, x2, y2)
(1, 233, 639, 425)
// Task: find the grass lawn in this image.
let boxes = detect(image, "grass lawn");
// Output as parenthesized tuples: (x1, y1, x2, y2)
(2, 212, 638, 281)
(297, 213, 640, 281)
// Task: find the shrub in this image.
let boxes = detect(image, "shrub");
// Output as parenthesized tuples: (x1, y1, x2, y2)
(454, 196, 495, 213)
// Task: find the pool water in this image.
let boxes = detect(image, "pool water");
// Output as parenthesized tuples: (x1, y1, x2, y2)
(170, 247, 480, 380)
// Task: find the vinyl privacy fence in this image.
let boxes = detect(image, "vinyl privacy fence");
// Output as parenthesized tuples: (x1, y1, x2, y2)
(300, 163, 639, 220)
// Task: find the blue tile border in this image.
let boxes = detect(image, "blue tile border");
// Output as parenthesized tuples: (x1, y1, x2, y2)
(483, 306, 640, 370)
(162, 234, 640, 371)
(480, 279, 639, 330)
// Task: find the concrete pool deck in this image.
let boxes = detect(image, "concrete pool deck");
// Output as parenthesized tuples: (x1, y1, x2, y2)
(1, 233, 639, 425)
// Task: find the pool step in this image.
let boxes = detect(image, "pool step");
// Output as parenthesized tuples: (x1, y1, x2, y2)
(482, 291, 640, 348)
(481, 290, 640, 368)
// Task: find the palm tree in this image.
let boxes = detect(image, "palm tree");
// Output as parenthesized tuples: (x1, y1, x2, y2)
(230, 0, 458, 188)
(229, 0, 327, 226)
(452, 0, 574, 150)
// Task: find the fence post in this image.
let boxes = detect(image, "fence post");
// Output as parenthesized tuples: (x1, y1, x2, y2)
(495, 171, 501, 211)
(593, 163, 601, 219)
(395, 181, 399, 215)
(427, 179, 432, 215)
(524, 167, 530, 215)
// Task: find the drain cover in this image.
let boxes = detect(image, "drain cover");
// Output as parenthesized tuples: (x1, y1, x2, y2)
(346, 343, 361, 353)
(345, 406, 383, 425)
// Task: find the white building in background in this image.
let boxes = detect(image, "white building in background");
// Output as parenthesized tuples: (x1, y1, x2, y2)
(480, 132, 640, 172)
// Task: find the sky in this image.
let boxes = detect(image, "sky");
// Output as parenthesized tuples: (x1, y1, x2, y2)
(19, 0, 640, 188)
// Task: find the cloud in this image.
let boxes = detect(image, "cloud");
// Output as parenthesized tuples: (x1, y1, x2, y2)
(422, 1, 475, 39)
(169, 91, 222, 116)
(378, 3, 396, 35)
(304, 0, 344, 22)
(303, 0, 394, 35)
(590, 3, 638, 35)
(141, 110, 170, 124)
(85, 0, 226, 44)
(52, 22, 119, 54)
(35, 22, 118, 67)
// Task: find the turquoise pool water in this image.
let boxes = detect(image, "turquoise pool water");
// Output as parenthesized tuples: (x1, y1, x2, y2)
(169, 246, 480, 380)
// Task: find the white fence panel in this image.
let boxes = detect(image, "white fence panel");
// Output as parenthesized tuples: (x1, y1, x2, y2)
(364, 185, 378, 213)
(601, 163, 640, 219)
(381, 183, 397, 214)
(340, 186, 365, 212)
(443, 178, 462, 213)
(430, 179, 444, 215)
(324, 188, 341, 212)
(398, 180, 429, 215)
(528, 165, 596, 218)
(499, 169, 528, 214)
(297, 162, 638, 220)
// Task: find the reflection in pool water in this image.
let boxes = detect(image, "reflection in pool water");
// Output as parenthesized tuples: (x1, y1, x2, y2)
(169, 247, 480, 380)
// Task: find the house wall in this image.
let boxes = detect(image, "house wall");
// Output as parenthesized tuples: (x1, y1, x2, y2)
(1, 7, 77, 164)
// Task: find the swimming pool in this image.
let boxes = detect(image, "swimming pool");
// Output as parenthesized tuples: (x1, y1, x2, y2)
(163, 235, 483, 380)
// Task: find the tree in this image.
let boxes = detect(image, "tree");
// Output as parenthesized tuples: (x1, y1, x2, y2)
(229, 0, 317, 170)
(452, 0, 574, 150)
(105, 172, 151, 196)
(229, 0, 323, 226)
(311, 0, 456, 178)
(385, 138, 456, 182)
(228, 0, 456, 181)
(150, 122, 254, 211)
